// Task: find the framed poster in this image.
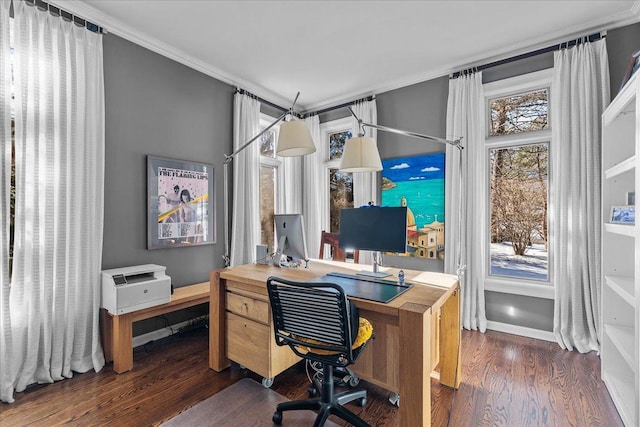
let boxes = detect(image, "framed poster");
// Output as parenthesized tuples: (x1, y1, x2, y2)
(381, 152, 445, 259)
(147, 155, 215, 249)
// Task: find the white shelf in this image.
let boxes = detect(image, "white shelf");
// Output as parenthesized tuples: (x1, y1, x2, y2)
(603, 72, 638, 125)
(603, 371, 636, 427)
(604, 222, 636, 237)
(601, 64, 639, 427)
(604, 324, 636, 371)
(604, 275, 636, 305)
(604, 155, 635, 179)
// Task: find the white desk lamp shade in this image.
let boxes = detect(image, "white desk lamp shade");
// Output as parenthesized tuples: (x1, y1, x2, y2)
(339, 136, 383, 172)
(276, 120, 317, 157)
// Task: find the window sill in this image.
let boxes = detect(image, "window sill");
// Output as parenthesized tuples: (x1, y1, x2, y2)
(484, 276, 554, 300)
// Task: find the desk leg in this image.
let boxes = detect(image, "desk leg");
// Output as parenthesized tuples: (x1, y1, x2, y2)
(100, 309, 113, 364)
(209, 269, 229, 371)
(399, 302, 431, 427)
(439, 287, 461, 388)
(112, 313, 133, 374)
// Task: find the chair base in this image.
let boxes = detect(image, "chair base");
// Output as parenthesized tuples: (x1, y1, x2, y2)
(272, 391, 368, 427)
(272, 364, 369, 427)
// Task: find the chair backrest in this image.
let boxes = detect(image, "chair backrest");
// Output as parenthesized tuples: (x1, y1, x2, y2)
(319, 231, 359, 263)
(267, 276, 360, 366)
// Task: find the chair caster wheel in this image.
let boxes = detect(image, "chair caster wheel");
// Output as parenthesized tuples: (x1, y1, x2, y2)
(349, 376, 360, 387)
(358, 397, 367, 407)
(262, 377, 274, 388)
(307, 385, 318, 396)
(389, 392, 400, 407)
(272, 411, 283, 424)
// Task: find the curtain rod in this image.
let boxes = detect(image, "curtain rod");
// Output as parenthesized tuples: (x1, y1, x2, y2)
(304, 95, 375, 118)
(451, 31, 605, 78)
(23, 0, 104, 34)
(235, 88, 292, 114)
(236, 88, 376, 120)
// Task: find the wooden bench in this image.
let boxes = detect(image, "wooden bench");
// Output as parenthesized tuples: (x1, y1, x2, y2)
(101, 281, 210, 373)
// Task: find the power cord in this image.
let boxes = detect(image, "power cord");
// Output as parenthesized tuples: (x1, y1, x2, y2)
(306, 360, 323, 385)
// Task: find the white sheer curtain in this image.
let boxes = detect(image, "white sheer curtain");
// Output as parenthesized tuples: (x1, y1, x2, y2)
(351, 99, 378, 265)
(551, 39, 609, 353)
(0, 0, 13, 403)
(2, 1, 105, 403)
(230, 93, 261, 266)
(446, 72, 487, 332)
(303, 114, 324, 257)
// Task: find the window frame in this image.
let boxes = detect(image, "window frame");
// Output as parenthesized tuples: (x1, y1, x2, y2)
(483, 69, 554, 300)
(319, 117, 353, 230)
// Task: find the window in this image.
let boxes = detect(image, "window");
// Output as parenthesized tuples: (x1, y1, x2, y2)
(8, 21, 15, 274)
(489, 89, 548, 136)
(9, 116, 15, 272)
(329, 169, 353, 232)
(484, 70, 552, 297)
(321, 118, 354, 233)
(258, 115, 281, 252)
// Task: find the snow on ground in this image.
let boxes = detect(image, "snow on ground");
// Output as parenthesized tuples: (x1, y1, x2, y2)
(490, 242, 548, 281)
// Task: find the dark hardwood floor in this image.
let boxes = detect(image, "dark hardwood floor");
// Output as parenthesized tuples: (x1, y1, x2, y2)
(0, 326, 622, 426)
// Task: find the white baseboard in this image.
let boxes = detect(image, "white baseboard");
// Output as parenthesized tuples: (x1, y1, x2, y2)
(486, 320, 556, 342)
(132, 315, 207, 348)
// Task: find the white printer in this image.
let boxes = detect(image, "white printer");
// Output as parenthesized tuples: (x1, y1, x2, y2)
(101, 264, 171, 315)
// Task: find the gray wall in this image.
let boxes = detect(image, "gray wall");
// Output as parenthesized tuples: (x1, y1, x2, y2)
(102, 34, 234, 335)
(607, 23, 640, 98)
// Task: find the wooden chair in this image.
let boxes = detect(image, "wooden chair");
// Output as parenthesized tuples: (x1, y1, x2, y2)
(319, 231, 359, 263)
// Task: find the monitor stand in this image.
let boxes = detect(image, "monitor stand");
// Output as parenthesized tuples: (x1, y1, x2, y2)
(356, 252, 391, 278)
(273, 238, 309, 269)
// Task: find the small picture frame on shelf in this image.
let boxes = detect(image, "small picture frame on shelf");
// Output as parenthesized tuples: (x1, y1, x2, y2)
(610, 205, 635, 225)
(627, 191, 635, 206)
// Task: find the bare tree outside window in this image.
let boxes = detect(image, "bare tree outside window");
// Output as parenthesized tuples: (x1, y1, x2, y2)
(259, 128, 276, 252)
(9, 119, 15, 273)
(489, 90, 548, 136)
(259, 129, 275, 158)
(259, 166, 275, 252)
(329, 169, 353, 233)
(329, 129, 352, 160)
(9, 42, 15, 274)
(327, 129, 354, 232)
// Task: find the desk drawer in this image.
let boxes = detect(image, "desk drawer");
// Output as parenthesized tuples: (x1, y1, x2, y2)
(226, 291, 270, 324)
(226, 312, 270, 376)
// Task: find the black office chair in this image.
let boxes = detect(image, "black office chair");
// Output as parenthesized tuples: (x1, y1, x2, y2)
(266, 276, 374, 427)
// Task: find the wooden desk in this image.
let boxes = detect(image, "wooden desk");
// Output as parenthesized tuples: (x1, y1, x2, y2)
(102, 281, 210, 373)
(209, 260, 460, 427)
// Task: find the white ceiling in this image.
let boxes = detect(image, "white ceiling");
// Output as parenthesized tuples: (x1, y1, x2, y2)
(55, 0, 639, 112)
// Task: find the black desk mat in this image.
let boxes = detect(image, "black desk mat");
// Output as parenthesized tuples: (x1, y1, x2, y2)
(311, 272, 412, 304)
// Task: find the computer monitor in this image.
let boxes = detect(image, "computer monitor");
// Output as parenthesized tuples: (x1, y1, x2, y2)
(339, 206, 407, 277)
(274, 214, 309, 266)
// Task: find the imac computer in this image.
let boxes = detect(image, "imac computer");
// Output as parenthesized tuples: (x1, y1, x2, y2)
(274, 213, 309, 267)
(339, 206, 407, 277)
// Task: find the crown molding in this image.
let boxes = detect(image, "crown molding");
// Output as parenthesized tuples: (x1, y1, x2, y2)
(48, 0, 293, 109)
